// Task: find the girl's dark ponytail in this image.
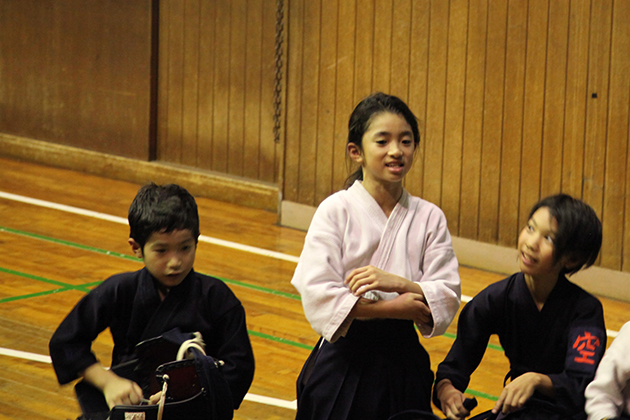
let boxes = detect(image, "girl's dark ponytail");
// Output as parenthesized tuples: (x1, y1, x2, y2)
(344, 167, 363, 189)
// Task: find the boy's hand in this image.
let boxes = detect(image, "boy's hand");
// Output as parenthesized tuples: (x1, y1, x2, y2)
(436, 380, 470, 420)
(103, 375, 144, 408)
(81, 363, 144, 408)
(493, 372, 550, 415)
(149, 391, 163, 405)
(345, 265, 424, 298)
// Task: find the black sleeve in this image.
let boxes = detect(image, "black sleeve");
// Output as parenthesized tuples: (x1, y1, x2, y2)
(197, 278, 255, 409)
(432, 289, 496, 409)
(211, 303, 255, 409)
(48, 283, 117, 385)
(547, 295, 607, 413)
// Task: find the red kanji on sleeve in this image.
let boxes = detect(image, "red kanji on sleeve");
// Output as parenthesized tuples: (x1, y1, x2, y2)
(572, 331, 601, 365)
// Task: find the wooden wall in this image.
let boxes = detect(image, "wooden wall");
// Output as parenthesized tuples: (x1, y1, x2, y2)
(283, 0, 630, 272)
(157, 0, 281, 184)
(0, 0, 154, 160)
(2, 0, 630, 274)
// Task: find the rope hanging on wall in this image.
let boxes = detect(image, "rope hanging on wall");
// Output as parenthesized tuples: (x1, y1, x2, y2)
(273, 0, 285, 144)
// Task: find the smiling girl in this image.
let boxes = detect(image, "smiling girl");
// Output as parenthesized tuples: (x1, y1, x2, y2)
(291, 92, 461, 419)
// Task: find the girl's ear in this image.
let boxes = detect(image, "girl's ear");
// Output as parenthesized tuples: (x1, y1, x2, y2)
(128, 238, 144, 259)
(347, 142, 363, 164)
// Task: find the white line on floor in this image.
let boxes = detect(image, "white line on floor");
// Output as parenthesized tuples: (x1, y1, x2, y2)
(0, 347, 298, 410)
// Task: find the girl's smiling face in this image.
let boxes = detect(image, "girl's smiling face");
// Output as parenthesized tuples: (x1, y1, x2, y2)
(518, 207, 566, 283)
(348, 112, 415, 189)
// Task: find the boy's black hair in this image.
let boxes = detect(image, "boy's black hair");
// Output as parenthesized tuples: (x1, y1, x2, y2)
(128, 183, 200, 250)
(529, 194, 602, 275)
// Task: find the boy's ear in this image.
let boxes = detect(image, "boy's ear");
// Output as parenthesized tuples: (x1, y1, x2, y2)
(562, 255, 581, 273)
(128, 238, 143, 259)
(347, 143, 363, 164)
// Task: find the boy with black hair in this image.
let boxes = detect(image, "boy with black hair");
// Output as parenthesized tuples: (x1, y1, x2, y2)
(434, 194, 607, 420)
(49, 183, 255, 417)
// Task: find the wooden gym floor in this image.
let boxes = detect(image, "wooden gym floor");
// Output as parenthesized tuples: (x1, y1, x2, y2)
(1, 156, 629, 420)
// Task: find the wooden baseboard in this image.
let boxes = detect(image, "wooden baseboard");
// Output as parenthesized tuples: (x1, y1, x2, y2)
(280, 200, 630, 302)
(0, 134, 280, 212)
(280, 200, 317, 231)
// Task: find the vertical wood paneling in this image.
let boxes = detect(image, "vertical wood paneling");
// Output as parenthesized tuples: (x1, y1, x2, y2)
(390, 0, 412, 101)
(182, 0, 200, 166)
(297, 0, 321, 204)
(354, 1, 375, 100)
(540, 0, 570, 198)
(164, 0, 185, 162)
(562, 0, 590, 199)
(497, 0, 527, 247)
(315, 0, 338, 203)
(228, 0, 247, 176)
(459, 0, 488, 239)
(158, 1, 172, 162)
(405, 0, 431, 197)
(222, 2, 244, 175)
(423, 0, 449, 206)
(518, 0, 548, 233)
(372, 1, 393, 93)
(158, 0, 279, 184)
(284, 0, 305, 201)
(0, 1, 153, 160)
(602, 0, 630, 270)
(0, 3, 50, 137)
(332, 1, 357, 191)
(583, 0, 613, 235)
(620, 0, 630, 272)
(259, 0, 278, 183)
(441, 0, 468, 234)
(211, 1, 231, 173)
(196, 0, 217, 170)
(478, 0, 507, 243)
(244, 0, 263, 179)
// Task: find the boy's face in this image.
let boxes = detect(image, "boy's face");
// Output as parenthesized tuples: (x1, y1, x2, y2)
(517, 207, 566, 282)
(129, 229, 197, 290)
